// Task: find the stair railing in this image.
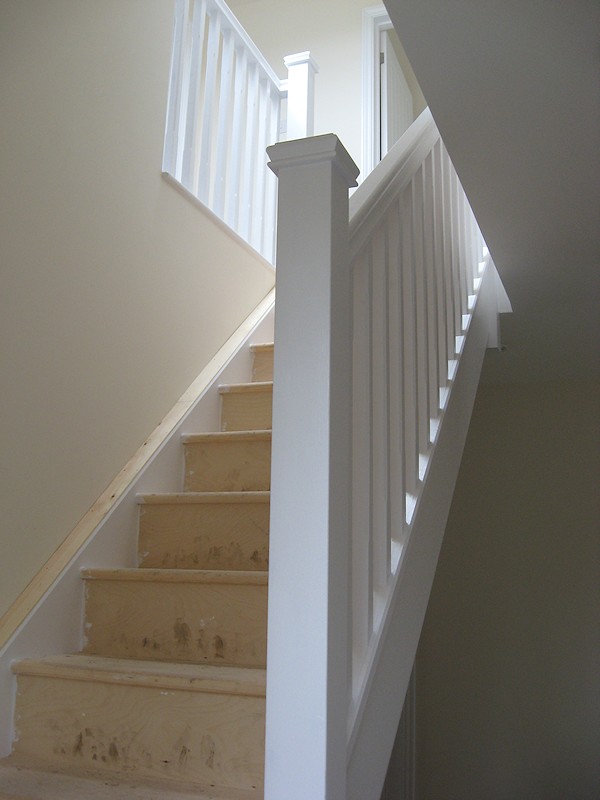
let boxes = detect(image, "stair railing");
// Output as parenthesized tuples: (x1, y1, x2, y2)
(163, 0, 317, 263)
(265, 109, 503, 800)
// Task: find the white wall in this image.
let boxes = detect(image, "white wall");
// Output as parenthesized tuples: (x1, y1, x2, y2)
(414, 379, 600, 800)
(0, 0, 275, 619)
(229, 0, 368, 175)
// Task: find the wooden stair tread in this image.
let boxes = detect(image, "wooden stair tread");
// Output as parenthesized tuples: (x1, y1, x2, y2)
(218, 382, 272, 394)
(137, 492, 270, 505)
(82, 568, 268, 585)
(249, 343, 273, 353)
(181, 430, 271, 443)
(0, 758, 262, 799)
(12, 655, 266, 697)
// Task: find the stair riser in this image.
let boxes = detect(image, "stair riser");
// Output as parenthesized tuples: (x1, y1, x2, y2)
(251, 349, 274, 383)
(220, 392, 272, 432)
(184, 440, 271, 492)
(83, 580, 267, 667)
(13, 675, 264, 791)
(138, 502, 269, 571)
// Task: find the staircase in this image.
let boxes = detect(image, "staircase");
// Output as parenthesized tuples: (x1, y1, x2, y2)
(0, 345, 274, 799)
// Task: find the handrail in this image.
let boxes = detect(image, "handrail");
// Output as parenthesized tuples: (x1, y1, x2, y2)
(265, 114, 502, 800)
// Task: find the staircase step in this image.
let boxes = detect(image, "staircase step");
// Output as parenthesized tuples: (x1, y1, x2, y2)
(219, 383, 272, 432)
(10, 656, 265, 793)
(182, 432, 271, 492)
(249, 344, 274, 383)
(83, 569, 267, 667)
(137, 492, 269, 571)
(0, 758, 261, 799)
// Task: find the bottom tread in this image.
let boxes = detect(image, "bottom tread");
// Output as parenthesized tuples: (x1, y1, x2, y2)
(0, 758, 262, 800)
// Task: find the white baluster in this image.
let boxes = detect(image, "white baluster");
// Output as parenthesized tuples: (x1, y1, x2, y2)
(212, 26, 235, 218)
(263, 86, 280, 262)
(352, 246, 374, 704)
(163, 0, 189, 178)
(371, 221, 391, 622)
(386, 200, 406, 559)
(181, 0, 207, 191)
(401, 181, 418, 506)
(423, 152, 440, 431)
(239, 61, 259, 241)
(412, 167, 429, 464)
(197, 9, 221, 204)
(249, 76, 269, 252)
(226, 44, 248, 230)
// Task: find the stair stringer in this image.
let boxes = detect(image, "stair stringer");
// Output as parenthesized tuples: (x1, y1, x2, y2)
(0, 293, 275, 758)
(346, 262, 498, 800)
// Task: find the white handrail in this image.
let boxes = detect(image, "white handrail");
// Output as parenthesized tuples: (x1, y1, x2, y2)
(266, 114, 505, 800)
(163, 0, 317, 264)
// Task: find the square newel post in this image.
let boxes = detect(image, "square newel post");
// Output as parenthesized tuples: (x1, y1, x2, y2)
(284, 51, 319, 139)
(264, 136, 359, 800)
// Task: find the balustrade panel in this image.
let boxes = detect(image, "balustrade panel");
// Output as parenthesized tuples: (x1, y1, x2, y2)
(344, 113, 492, 744)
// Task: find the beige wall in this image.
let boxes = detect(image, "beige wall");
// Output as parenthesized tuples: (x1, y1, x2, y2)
(0, 0, 274, 618)
(414, 379, 600, 799)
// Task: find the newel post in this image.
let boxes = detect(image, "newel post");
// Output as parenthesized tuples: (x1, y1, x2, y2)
(264, 136, 359, 800)
(283, 51, 319, 139)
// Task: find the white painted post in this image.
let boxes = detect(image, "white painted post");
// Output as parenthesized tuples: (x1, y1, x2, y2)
(283, 51, 319, 139)
(265, 135, 359, 800)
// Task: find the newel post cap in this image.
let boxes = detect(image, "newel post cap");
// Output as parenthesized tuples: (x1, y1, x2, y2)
(283, 51, 320, 73)
(267, 134, 360, 188)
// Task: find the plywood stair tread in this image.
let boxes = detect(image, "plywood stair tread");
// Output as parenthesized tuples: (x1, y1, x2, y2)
(12, 655, 266, 697)
(137, 492, 270, 505)
(181, 431, 271, 443)
(248, 344, 273, 353)
(0, 758, 262, 799)
(82, 568, 268, 585)
(218, 382, 272, 394)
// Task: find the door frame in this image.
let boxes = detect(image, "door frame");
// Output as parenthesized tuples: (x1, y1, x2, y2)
(361, 4, 394, 179)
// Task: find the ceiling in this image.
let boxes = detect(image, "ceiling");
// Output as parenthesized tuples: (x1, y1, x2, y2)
(385, 0, 600, 385)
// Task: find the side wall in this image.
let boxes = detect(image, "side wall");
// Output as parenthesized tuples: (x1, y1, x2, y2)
(415, 379, 600, 800)
(0, 0, 275, 618)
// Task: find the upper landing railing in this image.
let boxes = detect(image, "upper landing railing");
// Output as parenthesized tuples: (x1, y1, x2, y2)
(163, 0, 317, 263)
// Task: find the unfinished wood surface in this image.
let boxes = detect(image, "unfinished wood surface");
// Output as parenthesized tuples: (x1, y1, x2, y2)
(13, 656, 266, 698)
(0, 291, 275, 651)
(83, 570, 267, 667)
(183, 432, 271, 492)
(12, 657, 265, 792)
(0, 756, 263, 799)
(219, 384, 273, 432)
(138, 493, 270, 572)
(249, 344, 274, 383)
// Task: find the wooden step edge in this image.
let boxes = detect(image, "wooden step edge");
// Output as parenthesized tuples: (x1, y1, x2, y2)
(249, 343, 274, 353)
(11, 655, 267, 698)
(0, 758, 262, 800)
(136, 491, 270, 505)
(81, 568, 269, 586)
(218, 382, 273, 395)
(181, 430, 272, 444)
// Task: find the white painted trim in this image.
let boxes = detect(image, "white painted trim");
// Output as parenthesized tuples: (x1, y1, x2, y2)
(0, 293, 275, 756)
(361, 5, 394, 180)
(265, 135, 359, 800)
